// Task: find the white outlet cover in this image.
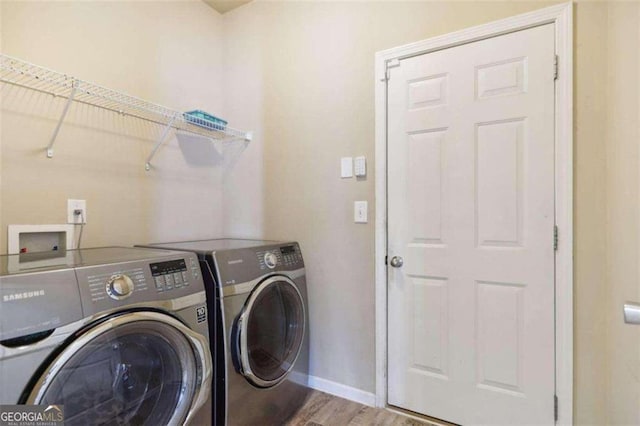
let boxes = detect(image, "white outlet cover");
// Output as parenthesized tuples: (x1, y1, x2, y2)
(67, 199, 87, 224)
(354, 201, 368, 223)
(341, 157, 353, 178)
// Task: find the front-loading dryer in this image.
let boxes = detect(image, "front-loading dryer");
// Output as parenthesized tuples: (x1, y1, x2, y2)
(0, 247, 213, 425)
(138, 239, 311, 426)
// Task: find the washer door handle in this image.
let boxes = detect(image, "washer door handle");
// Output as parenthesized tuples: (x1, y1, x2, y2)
(183, 322, 213, 426)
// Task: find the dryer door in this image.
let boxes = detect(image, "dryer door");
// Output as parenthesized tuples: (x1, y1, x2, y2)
(25, 311, 211, 426)
(237, 275, 305, 388)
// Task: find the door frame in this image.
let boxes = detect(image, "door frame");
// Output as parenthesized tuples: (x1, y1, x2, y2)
(374, 3, 573, 424)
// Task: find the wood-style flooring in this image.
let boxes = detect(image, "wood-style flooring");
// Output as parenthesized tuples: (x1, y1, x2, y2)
(285, 390, 437, 426)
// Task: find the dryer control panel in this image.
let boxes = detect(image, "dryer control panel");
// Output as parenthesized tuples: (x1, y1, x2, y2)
(257, 244, 303, 270)
(215, 242, 305, 287)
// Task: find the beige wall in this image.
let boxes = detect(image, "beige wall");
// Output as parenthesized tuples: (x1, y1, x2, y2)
(0, 1, 227, 253)
(574, 2, 608, 423)
(605, 3, 640, 424)
(1, 1, 639, 424)
(223, 1, 638, 424)
(223, 0, 562, 398)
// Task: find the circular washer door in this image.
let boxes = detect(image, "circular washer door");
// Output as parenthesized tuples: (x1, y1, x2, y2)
(26, 311, 211, 426)
(237, 276, 305, 388)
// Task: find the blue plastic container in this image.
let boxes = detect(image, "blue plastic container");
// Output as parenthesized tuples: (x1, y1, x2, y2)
(183, 110, 228, 131)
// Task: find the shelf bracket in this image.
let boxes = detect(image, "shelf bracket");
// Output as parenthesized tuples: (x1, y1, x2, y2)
(145, 113, 178, 171)
(47, 79, 79, 158)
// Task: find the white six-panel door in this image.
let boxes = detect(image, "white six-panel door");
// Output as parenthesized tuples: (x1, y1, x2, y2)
(387, 24, 556, 425)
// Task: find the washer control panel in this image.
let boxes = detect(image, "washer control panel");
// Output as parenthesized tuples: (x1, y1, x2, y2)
(86, 267, 148, 303)
(76, 252, 205, 315)
(150, 258, 197, 292)
(106, 274, 135, 300)
(86, 259, 196, 301)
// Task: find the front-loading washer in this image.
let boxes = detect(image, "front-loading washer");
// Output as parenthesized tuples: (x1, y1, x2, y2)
(0, 247, 213, 425)
(138, 239, 311, 426)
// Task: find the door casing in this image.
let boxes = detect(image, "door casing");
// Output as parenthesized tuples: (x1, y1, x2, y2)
(374, 3, 573, 424)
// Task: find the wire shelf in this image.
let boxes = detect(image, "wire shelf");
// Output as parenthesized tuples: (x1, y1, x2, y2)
(0, 53, 251, 169)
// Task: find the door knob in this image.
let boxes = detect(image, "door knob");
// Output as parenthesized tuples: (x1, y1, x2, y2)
(624, 303, 640, 324)
(389, 256, 404, 268)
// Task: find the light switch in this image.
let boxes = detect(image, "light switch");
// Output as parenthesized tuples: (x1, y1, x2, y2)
(341, 157, 353, 178)
(354, 156, 366, 177)
(354, 201, 368, 223)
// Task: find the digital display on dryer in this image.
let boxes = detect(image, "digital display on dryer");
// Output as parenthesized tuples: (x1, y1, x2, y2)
(150, 259, 187, 276)
(280, 245, 295, 254)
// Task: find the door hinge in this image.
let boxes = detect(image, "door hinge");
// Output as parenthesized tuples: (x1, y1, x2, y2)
(554, 55, 559, 80)
(385, 255, 388, 265)
(554, 394, 559, 421)
(554, 225, 559, 251)
(384, 58, 401, 81)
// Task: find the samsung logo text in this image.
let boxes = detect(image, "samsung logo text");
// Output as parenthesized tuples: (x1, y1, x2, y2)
(2, 290, 45, 302)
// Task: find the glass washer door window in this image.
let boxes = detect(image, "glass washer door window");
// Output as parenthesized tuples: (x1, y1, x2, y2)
(238, 276, 305, 388)
(26, 311, 209, 426)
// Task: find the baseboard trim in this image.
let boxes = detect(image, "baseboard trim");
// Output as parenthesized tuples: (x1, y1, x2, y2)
(305, 374, 376, 407)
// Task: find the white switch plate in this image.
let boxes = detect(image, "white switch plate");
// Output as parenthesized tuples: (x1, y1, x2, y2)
(354, 156, 366, 177)
(354, 201, 368, 223)
(341, 157, 353, 178)
(67, 199, 87, 224)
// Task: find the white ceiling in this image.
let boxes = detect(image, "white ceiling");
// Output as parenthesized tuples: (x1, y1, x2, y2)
(203, 0, 252, 14)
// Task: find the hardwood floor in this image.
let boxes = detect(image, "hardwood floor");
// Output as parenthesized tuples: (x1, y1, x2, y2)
(285, 390, 436, 426)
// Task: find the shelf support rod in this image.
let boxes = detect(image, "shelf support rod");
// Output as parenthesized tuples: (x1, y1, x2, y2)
(47, 79, 80, 158)
(145, 113, 178, 171)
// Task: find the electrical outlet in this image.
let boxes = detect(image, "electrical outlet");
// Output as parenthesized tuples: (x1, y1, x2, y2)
(67, 199, 87, 224)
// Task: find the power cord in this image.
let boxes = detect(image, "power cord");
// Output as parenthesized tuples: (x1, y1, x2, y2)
(74, 209, 85, 249)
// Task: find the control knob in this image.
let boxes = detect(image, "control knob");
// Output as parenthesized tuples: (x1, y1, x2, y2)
(106, 274, 134, 300)
(264, 252, 278, 269)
